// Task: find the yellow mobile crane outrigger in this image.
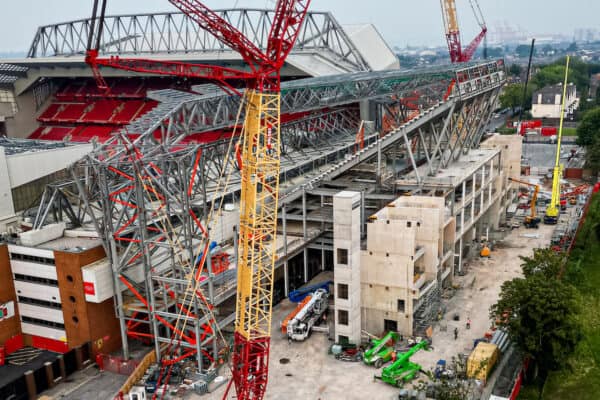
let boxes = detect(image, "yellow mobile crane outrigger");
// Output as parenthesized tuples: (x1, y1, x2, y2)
(544, 56, 570, 225)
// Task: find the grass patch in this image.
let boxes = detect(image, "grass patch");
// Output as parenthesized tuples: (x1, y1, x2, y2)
(498, 127, 517, 135)
(540, 195, 600, 399)
(561, 127, 578, 136)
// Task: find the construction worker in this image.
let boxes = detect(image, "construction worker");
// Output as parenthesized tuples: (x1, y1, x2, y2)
(466, 317, 471, 330)
(454, 327, 458, 340)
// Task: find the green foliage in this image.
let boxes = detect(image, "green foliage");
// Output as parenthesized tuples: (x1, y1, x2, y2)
(533, 57, 590, 94)
(509, 63, 522, 77)
(576, 107, 600, 146)
(539, 195, 600, 399)
(516, 44, 535, 58)
(585, 140, 600, 173)
(500, 83, 535, 111)
(519, 248, 565, 279)
(498, 127, 517, 135)
(490, 275, 582, 372)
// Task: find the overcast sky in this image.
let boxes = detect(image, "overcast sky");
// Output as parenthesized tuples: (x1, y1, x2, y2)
(0, 0, 597, 52)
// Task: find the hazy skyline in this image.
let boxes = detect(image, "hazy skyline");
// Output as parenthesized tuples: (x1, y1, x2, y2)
(0, 0, 597, 53)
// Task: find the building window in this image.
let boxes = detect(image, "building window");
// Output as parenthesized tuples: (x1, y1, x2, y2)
(9, 252, 55, 265)
(337, 248, 348, 265)
(18, 296, 62, 310)
(384, 319, 398, 332)
(21, 315, 65, 330)
(397, 299, 405, 313)
(338, 309, 349, 326)
(337, 284, 349, 300)
(338, 335, 349, 344)
(14, 273, 59, 287)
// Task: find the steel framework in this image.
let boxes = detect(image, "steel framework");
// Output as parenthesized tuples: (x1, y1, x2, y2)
(28, 9, 368, 73)
(65, 59, 505, 395)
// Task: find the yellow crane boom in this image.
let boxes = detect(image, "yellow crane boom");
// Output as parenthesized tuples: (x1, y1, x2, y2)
(544, 56, 570, 225)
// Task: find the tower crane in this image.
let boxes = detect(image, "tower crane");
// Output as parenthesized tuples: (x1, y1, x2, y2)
(544, 56, 570, 225)
(440, 0, 487, 62)
(85, 1, 311, 399)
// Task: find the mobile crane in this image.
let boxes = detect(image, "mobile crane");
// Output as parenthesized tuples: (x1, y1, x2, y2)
(440, 0, 488, 63)
(377, 340, 429, 387)
(509, 177, 541, 228)
(85, 1, 311, 399)
(281, 288, 329, 341)
(544, 56, 570, 225)
(363, 331, 400, 369)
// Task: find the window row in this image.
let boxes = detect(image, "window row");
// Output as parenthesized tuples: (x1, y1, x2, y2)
(18, 296, 62, 310)
(14, 273, 59, 287)
(10, 252, 55, 266)
(21, 315, 65, 330)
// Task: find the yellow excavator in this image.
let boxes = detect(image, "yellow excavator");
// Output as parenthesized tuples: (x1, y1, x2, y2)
(509, 177, 541, 229)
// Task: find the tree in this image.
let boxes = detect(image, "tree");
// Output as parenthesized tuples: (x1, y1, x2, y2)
(490, 252, 582, 398)
(585, 138, 600, 173)
(508, 63, 522, 77)
(520, 248, 566, 279)
(516, 44, 535, 58)
(576, 107, 600, 146)
(532, 58, 589, 95)
(499, 83, 535, 111)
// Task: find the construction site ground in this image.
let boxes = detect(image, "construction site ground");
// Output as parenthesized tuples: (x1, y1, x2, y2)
(202, 222, 555, 400)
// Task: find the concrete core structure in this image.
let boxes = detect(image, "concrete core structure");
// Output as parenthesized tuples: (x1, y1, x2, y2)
(359, 134, 523, 337)
(333, 191, 362, 344)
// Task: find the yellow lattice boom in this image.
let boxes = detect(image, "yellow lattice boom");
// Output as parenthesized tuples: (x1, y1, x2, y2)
(235, 90, 281, 341)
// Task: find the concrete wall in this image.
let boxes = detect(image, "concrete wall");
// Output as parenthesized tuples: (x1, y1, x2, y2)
(0, 148, 16, 221)
(333, 191, 361, 344)
(5, 89, 38, 138)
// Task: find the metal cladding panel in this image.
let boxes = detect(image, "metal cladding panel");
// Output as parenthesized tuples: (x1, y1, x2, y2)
(82, 259, 114, 303)
(13, 281, 61, 303)
(21, 322, 66, 342)
(7, 244, 55, 260)
(18, 303, 64, 324)
(342, 24, 399, 71)
(10, 260, 58, 280)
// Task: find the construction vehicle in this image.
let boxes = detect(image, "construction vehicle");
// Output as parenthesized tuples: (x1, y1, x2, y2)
(377, 340, 429, 387)
(509, 177, 541, 228)
(440, 0, 488, 63)
(281, 288, 329, 341)
(545, 56, 571, 225)
(85, 1, 311, 399)
(288, 281, 332, 303)
(363, 331, 400, 368)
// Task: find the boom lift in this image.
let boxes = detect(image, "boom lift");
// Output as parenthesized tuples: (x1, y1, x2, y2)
(281, 288, 329, 341)
(544, 56, 571, 225)
(85, 1, 311, 399)
(440, 0, 487, 62)
(377, 340, 429, 387)
(363, 331, 400, 369)
(509, 177, 541, 228)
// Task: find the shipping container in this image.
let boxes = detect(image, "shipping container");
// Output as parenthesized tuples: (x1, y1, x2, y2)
(467, 342, 499, 384)
(541, 127, 557, 137)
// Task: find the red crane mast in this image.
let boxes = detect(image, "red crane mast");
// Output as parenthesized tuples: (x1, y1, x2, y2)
(85, 1, 311, 400)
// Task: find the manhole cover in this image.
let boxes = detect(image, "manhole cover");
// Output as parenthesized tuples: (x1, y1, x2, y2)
(279, 358, 290, 364)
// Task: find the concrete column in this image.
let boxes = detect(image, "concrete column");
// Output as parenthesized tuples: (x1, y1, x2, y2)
(302, 189, 308, 283)
(333, 191, 362, 345)
(57, 355, 67, 380)
(44, 361, 55, 388)
(74, 346, 84, 370)
(284, 261, 289, 297)
(25, 370, 36, 400)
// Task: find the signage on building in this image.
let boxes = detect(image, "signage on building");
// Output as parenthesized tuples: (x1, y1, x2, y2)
(83, 282, 96, 296)
(0, 301, 15, 322)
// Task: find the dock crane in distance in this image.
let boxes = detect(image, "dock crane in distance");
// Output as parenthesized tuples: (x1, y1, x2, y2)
(440, 0, 488, 63)
(544, 56, 571, 225)
(85, 1, 312, 399)
(509, 177, 541, 229)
